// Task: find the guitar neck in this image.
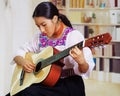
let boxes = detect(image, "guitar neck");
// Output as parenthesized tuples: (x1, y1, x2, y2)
(38, 41, 84, 70)
(36, 32, 112, 73)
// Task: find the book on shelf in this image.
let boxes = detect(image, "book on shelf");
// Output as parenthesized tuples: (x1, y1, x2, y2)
(109, 10, 120, 24)
(84, 26, 89, 38)
(103, 44, 113, 57)
(69, 0, 73, 8)
(112, 42, 120, 56)
(69, 0, 84, 8)
(70, 0, 120, 8)
(95, 47, 120, 74)
(109, 0, 120, 7)
(94, 41, 120, 73)
(111, 27, 120, 41)
(80, 0, 85, 8)
(72, 0, 77, 8)
(62, 0, 66, 7)
(98, 0, 120, 8)
(50, 0, 120, 8)
(116, 27, 120, 41)
(99, 58, 104, 71)
(109, 41, 120, 73)
(110, 59, 120, 73)
(95, 41, 120, 57)
(115, 0, 118, 7)
(118, 0, 120, 7)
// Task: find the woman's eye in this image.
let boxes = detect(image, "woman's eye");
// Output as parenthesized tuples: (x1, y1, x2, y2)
(42, 24, 46, 26)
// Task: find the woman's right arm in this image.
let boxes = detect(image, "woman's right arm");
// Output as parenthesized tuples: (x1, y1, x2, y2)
(13, 32, 40, 73)
(14, 56, 36, 73)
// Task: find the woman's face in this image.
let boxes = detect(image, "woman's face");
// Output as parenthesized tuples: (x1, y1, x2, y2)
(34, 16, 56, 38)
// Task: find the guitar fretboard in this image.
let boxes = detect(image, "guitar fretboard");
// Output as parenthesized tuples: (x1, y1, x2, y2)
(36, 41, 84, 72)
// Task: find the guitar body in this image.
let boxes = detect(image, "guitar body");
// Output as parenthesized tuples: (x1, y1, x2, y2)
(10, 46, 62, 96)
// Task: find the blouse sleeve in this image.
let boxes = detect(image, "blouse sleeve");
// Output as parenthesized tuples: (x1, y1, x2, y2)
(11, 32, 40, 64)
(65, 30, 95, 78)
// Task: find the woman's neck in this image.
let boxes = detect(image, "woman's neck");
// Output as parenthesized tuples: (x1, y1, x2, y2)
(52, 21, 66, 38)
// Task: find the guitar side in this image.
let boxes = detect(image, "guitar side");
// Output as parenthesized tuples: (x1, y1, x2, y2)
(10, 46, 61, 96)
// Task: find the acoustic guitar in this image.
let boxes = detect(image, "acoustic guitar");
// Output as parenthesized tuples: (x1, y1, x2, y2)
(10, 33, 112, 96)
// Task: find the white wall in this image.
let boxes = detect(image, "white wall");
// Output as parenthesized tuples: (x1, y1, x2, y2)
(0, 0, 34, 95)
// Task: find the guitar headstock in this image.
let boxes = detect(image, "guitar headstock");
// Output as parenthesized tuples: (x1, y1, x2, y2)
(85, 32, 112, 48)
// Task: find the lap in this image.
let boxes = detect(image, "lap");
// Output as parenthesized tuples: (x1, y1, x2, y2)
(14, 75, 85, 96)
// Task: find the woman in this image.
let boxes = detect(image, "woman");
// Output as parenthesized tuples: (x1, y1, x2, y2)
(12, 1, 95, 96)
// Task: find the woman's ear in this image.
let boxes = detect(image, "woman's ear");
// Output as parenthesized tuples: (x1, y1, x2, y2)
(52, 15, 58, 23)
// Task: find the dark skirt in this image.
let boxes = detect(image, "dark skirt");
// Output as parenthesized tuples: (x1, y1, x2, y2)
(13, 75, 85, 96)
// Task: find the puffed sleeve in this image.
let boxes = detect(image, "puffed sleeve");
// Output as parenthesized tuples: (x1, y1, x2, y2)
(65, 30, 95, 78)
(11, 32, 40, 64)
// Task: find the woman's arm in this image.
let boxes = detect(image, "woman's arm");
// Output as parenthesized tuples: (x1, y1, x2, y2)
(66, 30, 95, 78)
(12, 32, 40, 72)
(69, 46, 89, 73)
(14, 56, 35, 73)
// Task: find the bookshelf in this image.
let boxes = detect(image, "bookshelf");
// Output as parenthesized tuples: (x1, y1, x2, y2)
(50, 0, 120, 83)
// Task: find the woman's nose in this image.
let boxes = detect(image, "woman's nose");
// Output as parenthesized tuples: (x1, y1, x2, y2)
(40, 26, 45, 33)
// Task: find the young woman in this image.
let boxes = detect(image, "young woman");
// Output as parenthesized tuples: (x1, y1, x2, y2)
(12, 1, 95, 96)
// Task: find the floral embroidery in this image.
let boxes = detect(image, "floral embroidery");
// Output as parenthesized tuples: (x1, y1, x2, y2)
(39, 27, 74, 48)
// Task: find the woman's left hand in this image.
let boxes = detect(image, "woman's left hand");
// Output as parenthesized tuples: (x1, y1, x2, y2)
(69, 46, 89, 73)
(69, 46, 85, 65)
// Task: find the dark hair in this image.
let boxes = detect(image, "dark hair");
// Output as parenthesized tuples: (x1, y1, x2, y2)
(32, 2, 72, 28)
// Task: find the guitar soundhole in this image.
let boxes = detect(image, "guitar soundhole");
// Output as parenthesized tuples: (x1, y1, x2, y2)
(35, 63, 41, 72)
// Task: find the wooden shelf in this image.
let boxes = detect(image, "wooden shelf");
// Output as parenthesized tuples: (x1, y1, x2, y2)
(72, 23, 120, 26)
(94, 56, 120, 59)
(69, 7, 120, 11)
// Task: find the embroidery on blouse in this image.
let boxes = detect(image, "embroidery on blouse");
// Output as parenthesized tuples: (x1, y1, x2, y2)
(39, 27, 74, 48)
